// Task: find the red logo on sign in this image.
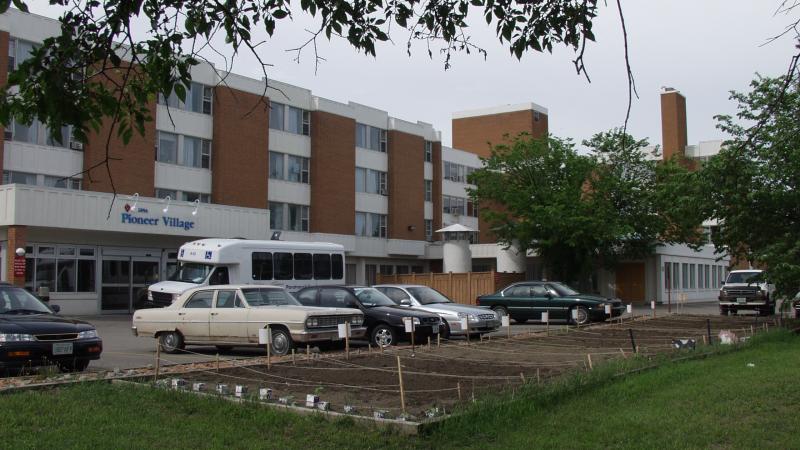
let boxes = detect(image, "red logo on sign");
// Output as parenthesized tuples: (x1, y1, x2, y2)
(124, 203, 131, 212)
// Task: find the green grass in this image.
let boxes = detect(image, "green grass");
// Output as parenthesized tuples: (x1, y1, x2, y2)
(1, 331, 799, 449)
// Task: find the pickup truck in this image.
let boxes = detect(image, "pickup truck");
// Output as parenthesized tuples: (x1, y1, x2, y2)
(718, 270, 775, 316)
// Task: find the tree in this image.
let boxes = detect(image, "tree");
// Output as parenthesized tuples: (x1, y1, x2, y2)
(0, 0, 605, 146)
(468, 131, 701, 287)
(701, 75, 800, 297)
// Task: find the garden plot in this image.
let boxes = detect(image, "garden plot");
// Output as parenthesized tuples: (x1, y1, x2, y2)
(141, 315, 764, 420)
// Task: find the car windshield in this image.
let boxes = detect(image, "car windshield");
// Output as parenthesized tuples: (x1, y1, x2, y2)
(0, 287, 53, 314)
(353, 288, 396, 307)
(548, 283, 580, 296)
(242, 288, 302, 307)
(407, 287, 452, 305)
(726, 271, 761, 284)
(169, 262, 214, 283)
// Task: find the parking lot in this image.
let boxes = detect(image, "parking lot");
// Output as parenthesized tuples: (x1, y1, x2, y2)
(79, 301, 721, 371)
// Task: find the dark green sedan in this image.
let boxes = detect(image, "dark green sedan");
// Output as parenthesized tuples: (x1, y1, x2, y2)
(476, 281, 624, 325)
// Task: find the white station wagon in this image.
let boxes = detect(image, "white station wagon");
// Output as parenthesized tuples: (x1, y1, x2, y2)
(132, 285, 365, 355)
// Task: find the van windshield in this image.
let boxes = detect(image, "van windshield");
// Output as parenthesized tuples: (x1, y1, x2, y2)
(169, 262, 214, 283)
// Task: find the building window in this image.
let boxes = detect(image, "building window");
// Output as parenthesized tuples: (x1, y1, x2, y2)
(24, 244, 96, 293)
(158, 82, 212, 115)
(682, 263, 689, 290)
(704, 265, 711, 289)
(697, 264, 704, 290)
(379, 265, 394, 275)
(355, 123, 387, 152)
(3, 170, 37, 185)
(444, 161, 468, 183)
(425, 219, 433, 241)
(689, 263, 696, 289)
(270, 152, 309, 184)
(424, 141, 433, 162)
(270, 202, 309, 232)
(269, 102, 310, 136)
(182, 192, 210, 203)
(155, 188, 177, 199)
(355, 167, 387, 195)
(43, 175, 81, 190)
(467, 199, 479, 217)
(424, 180, 432, 202)
(182, 136, 211, 169)
(443, 195, 466, 215)
(672, 262, 680, 290)
(355, 212, 387, 238)
(8, 38, 37, 72)
(157, 131, 178, 164)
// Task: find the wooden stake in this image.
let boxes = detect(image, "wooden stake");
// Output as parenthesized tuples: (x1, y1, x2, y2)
(153, 340, 161, 383)
(437, 332, 441, 348)
(307, 344, 311, 361)
(587, 354, 594, 371)
(266, 325, 271, 370)
(702, 335, 708, 345)
(396, 356, 406, 415)
(619, 348, 627, 359)
(536, 368, 541, 384)
(427, 336, 431, 350)
(520, 372, 525, 384)
(457, 382, 462, 401)
(291, 349, 296, 365)
(215, 353, 220, 372)
(368, 343, 372, 354)
(750, 325, 755, 335)
(345, 323, 350, 360)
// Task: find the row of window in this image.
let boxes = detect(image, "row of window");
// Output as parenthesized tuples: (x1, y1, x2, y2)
(269, 202, 310, 232)
(154, 188, 211, 203)
(444, 161, 477, 183)
(251, 252, 343, 281)
(159, 82, 213, 115)
(355, 212, 387, 238)
(664, 262, 727, 291)
(269, 152, 310, 184)
(23, 245, 97, 293)
(157, 131, 212, 169)
(270, 102, 310, 136)
(3, 171, 82, 190)
(4, 119, 82, 150)
(355, 167, 387, 195)
(442, 195, 479, 217)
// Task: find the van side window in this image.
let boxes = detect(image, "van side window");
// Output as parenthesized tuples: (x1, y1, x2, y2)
(313, 254, 331, 280)
(252, 252, 273, 280)
(274, 253, 293, 280)
(209, 267, 229, 285)
(332, 254, 344, 280)
(294, 253, 312, 280)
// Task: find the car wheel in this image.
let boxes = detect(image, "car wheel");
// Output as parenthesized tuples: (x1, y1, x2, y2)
(158, 331, 185, 354)
(491, 305, 509, 318)
(270, 328, 294, 356)
(58, 359, 90, 373)
(571, 306, 590, 325)
(215, 345, 234, 352)
(372, 324, 396, 348)
(513, 317, 528, 324)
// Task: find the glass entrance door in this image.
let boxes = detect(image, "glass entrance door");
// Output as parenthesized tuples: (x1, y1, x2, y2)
(101, 257, 160, 313)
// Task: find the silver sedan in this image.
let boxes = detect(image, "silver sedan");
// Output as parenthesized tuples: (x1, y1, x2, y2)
(374, 284, 501, 338)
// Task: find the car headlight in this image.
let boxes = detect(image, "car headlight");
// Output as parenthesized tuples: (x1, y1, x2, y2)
(457, 312, 479, 322)
(78, 330, 99, 339)
(412, 317, 421, 325)
(0, 333, 36, 342)
(147, 290, 153, 301)
(351, 315, 363, 326)
(306, 317, 319, 328)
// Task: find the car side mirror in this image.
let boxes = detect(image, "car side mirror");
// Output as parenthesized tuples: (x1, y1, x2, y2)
(720, 281, 725, 285)
(50, 304, 61, 313)
(400, 299, 412, 306)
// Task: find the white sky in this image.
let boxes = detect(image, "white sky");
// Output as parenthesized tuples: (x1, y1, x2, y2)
(29, 1, 797, 149)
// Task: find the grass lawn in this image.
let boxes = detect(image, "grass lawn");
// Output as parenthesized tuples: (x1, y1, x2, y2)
(1, 330, 798, 449)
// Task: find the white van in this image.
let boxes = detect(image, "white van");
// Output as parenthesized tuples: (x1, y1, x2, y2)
(146, 239, 345, 307)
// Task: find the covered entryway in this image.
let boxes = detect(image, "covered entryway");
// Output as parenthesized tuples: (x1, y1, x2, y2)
(616, 262, 645, 304)
(101, 251, 160, 313)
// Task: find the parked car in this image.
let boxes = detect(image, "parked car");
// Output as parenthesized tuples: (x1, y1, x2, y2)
(476, 281, 624, 325)
(0, 284, 102, 375)
(295, 286, 444, 348)
(132, 285, 365, 356)
(374, 284, 501, 338)
(718, 270, 776, 316)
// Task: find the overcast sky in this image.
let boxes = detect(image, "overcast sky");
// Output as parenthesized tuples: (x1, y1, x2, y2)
(31, 1, 798, 149)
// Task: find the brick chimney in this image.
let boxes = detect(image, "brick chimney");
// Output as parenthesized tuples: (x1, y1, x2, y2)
(660, 87, 687, 161)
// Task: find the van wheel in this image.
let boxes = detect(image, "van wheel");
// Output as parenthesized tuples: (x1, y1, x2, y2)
(158, 332, 184, 354)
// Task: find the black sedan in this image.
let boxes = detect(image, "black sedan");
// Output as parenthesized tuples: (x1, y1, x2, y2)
(0, 285, 102, 375)
(477, 281, 624, 325)
(296, 286, 443, 348)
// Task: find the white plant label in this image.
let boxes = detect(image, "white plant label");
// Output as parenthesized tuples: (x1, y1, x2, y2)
(403, 317, 414, 333)
(459, 318, 469, 331)
(604, 304, 612, 315)
(626, 304, 633, 314)
(258, 327, 271, 345)
(337, 323, 349, 339)
(571, 309, 579, 320)
(650, 301, 656, 310)
(541, 312, 549, 324)
(501, 316, 510, 327)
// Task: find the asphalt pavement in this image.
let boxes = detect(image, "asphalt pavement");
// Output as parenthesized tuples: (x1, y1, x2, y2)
(76, 301, 723, 371)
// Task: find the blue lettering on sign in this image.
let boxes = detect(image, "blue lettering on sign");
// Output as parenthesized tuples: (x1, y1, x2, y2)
(120, 213, 196, 232)
(204, 251, 212, 260)
(179, 249, 184, 258)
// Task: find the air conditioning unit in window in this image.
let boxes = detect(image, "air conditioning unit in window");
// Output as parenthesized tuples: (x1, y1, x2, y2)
(70, 141, 84, 150)
(379, 188, 388, 196)
(3, 130, 12, 141)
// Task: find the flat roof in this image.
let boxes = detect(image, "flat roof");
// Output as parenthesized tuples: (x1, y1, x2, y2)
(452, 102, 549, 119)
